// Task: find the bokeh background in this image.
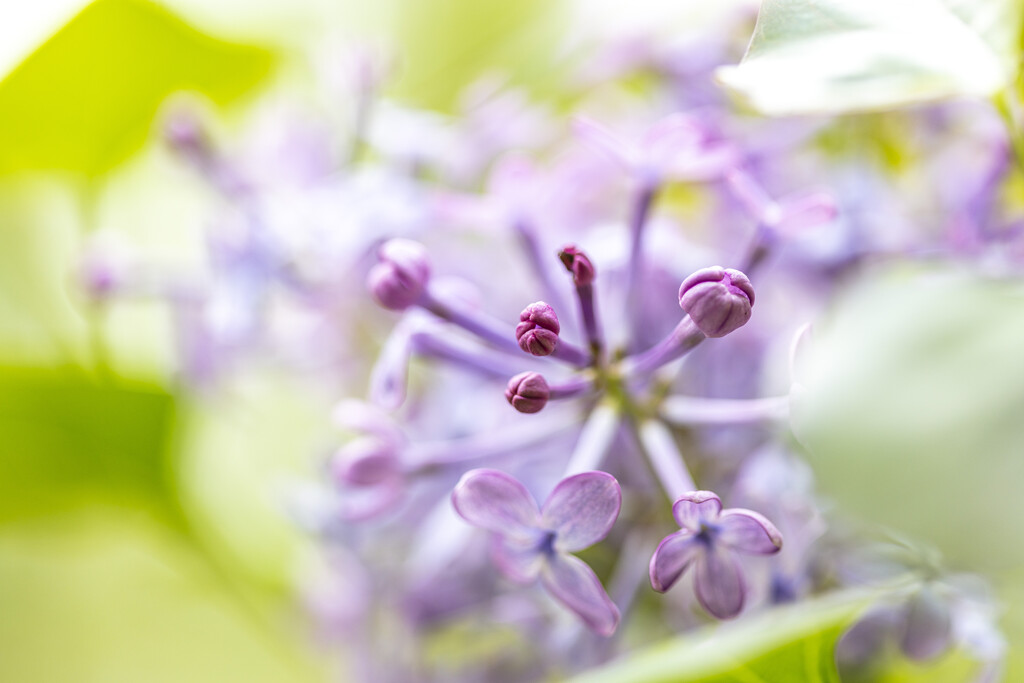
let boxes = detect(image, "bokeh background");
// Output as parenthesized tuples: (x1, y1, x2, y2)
(2, 1, 1024, 681)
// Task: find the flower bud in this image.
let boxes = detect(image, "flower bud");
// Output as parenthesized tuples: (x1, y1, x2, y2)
(678, 266, 754, 338)
(367, 239, 431, 310)
(505, 371, 550, 414)
(558, 245, 596, 286)
(515, 302, 560, 356)
(331, 437, 401, 487)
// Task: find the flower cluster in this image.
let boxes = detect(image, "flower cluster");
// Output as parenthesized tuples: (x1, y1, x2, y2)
(79, 7, 1015, 682)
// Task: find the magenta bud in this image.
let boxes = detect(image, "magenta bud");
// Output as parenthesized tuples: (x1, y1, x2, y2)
(367, 239, 431, 310)
(515, 302, 560, 356)
(505, 372, 550, 414)
(678, 266, 755, 338)
(558, 245, 596, 286)
(331, 437, 401, 487)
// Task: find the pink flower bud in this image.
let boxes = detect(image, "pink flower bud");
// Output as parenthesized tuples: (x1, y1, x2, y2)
(367, 239, 431, 310)
(505, 371, 550, 414)
(515, 302, 560, 356)
(558, 245, 596, 286)
(678, 267, 754, 338)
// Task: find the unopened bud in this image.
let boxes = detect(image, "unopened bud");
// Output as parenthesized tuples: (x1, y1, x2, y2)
(558, 245, 596, 286)
(678, 266, 754, 338)
(505, 371, 550, 414)
(367, 239, 431, 310)
(515, 302, 560, 356)
(331, 437, 401, 487)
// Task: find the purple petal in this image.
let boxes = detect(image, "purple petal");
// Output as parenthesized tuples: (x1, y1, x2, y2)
(725, 168, 774, 220)
(778, 191, 838, 235)
(540, 553, 620, 636)
(672, 491, 722, 531)
(718, 509, 783, 555)
(900, 588, 953, 661)
(649, 530, 701, 593)
(541, 471, 621, 552)
(490, 535, 544, 584)
(451, 469, 540, 535)
(572, 116, 636, 171)
(694, 546, 745, 619)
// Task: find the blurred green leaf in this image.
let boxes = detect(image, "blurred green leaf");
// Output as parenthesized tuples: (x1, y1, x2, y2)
(0, 510, 326, 683)
(0, 367, 178, 523)
(0, 0, 274, 177)
(568, 590, 871, 683)
(389, 0, 568, 111)
(716, 0, 1023, 115)
(797, 265, 1024, 571)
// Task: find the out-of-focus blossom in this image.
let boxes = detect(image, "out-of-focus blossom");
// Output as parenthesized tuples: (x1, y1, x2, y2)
(452, 469, 622, 636)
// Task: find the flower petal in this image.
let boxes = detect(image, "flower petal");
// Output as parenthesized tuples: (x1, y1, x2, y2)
(649, 530, 701, 593)
(451, 469, 540, 535)
(572, 116, 636, 171)
(694, 546, 745, 619)
(718, 509, 783, 555)
(490, 535, 544, 584)
(542, 471, 621, 552)
(900, 588, 953, 661)
(672, 491, 722, 532)
(540, 553, 620, 636)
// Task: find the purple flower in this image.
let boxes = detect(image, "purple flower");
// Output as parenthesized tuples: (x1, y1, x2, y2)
(367, 238, 431, 310)
(678, 266, 754, 338)
(558, 245, 597, 286)
(573, 113, 736, 187)
(505, 372, 550, 414)
(649, 491, 782, 619)
(452, 469, 622, 636)
(516, 302, 561, 356)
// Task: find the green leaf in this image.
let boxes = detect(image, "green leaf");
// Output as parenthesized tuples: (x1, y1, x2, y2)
(0, 0, 274, 177)
(0, 367, 178, 524)
(716, 0, 1023, 115)
(796, 265, 1024, 572)
(0, 510, 326, 682)
(568, 590, 872, 683)
(387, 0, 568, 111)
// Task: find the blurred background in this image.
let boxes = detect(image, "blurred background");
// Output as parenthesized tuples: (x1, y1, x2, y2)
(2, 0, 1024, 681)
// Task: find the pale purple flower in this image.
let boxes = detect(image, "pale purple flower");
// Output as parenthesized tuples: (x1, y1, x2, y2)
(678, 266, 754, 338)
(573, 113, 737, 188)
(650, 491, 782, 619)
(367, 238, 432, 310)
(451, 469, 622, 636)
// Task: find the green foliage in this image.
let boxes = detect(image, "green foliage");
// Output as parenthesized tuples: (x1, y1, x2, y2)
(716, 0, 1024, 115)
(797, 265, 1024, 573)
(0, 367, 179, 524)
(568, 591, 872, 683)
(388, 0, 568, 111)
(0, 510, 325, 683)
(0, 0, 274, 177)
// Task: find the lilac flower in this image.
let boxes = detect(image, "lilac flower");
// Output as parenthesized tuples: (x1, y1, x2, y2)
(505, 372, 551, 414)
(452, 469, 622, 636)
(678, 266, 755, 338)
(516, 302, 561, 356)
(573, 113, 736, 188)
(650, 491, 782, 619)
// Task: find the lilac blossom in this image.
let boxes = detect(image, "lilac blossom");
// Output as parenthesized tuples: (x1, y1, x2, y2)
(76, 8, 1021, 679)
(451, 469, 622, 636)
(678, 266, 755, 338)
(650, 491, 782, 619)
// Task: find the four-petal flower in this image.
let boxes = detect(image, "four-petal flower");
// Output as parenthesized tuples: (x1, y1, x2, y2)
(452, 469, 622, 635)
(649, 490, 782, 619)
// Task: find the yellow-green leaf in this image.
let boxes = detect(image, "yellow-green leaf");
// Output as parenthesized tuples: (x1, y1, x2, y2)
(0, 0, 274, 177)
